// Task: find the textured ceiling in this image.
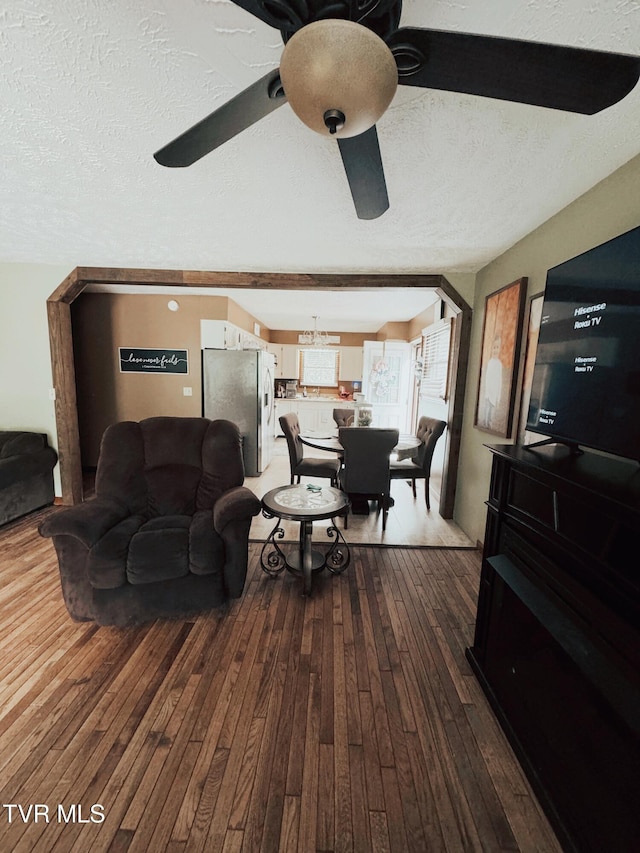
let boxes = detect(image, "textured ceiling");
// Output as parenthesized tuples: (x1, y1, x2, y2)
(1, 0, 640, 275)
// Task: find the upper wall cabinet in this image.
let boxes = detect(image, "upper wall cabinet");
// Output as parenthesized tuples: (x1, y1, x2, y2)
(201, 320, 264, 351)
(280, 345, 299, 378)
(265, 343, 281, 375)
(340, 346, 363, 380)
(267, 344, 299, 378)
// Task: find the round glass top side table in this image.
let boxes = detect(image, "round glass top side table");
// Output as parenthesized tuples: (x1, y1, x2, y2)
(260, 484, 351, 596)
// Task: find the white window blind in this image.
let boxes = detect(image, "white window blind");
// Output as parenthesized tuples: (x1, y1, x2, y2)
(299, 349, 341, 387)
(420, 320, 451, 400)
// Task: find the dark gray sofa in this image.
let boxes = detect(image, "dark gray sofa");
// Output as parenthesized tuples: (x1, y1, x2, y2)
(0, 431, 58, 526)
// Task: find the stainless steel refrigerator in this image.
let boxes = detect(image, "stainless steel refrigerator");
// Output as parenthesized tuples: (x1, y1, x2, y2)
(202, 349, 276, 476)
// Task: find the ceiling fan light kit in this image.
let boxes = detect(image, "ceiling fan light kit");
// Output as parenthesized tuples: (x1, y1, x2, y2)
(279, 19, 398, 138)
(153, 0, 640, 220)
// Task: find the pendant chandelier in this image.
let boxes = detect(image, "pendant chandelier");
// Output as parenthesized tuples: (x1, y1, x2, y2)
(300, 316, 330, 347)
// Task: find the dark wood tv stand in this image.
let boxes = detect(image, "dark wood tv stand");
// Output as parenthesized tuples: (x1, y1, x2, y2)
(466, 444, 640, 853)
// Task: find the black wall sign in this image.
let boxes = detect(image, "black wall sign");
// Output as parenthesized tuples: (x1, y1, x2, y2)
(119, 348, 189, 374)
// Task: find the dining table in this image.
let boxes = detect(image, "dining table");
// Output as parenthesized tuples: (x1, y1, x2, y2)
(299, 429, 422, 514)
(300, 430, 421, 457)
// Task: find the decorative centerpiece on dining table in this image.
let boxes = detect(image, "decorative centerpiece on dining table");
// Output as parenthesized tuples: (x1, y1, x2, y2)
(357, 406, 372, 426)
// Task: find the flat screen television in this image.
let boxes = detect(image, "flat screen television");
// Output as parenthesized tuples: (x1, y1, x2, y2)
(526, 223, 640, 461)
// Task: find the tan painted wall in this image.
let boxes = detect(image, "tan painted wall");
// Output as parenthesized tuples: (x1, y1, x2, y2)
(406, 300, 459, 341)
(455, 151, 640, 546)
(227, 298, 270, 342)
(73, 291, 267, 465)
(376, 321, 410, 340)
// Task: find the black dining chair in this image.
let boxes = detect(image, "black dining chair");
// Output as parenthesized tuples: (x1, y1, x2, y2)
(279, 413, 341, 486)
(332, 408, 355, 428)
(338, 427, 399, 531)
(390, 417, 446, 510)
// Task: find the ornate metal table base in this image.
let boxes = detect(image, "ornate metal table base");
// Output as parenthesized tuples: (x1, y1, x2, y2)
(260, 485, 351, 596)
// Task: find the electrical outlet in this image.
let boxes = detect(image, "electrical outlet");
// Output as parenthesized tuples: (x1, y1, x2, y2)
(183, 387, 192, 397)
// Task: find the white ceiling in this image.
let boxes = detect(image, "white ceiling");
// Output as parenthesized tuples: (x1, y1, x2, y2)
(2, 0, 640, 276)
(86, 283, 441, 332)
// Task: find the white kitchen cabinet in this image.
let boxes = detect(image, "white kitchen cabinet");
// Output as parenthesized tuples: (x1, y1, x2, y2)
(267, 344, 283, 377)
(339, 346, 363, 380)
(294, 401, 338, 433)
(275, 399, 297, 435)
(280, 345, 299, 379)
(201, 319, 265, 351)
(294, 401, 318, 433)
(317, 405, 335, 430)
(201, 320, 241, 350)
(276, 400, 339, 435)
(267, 344, 299, 379)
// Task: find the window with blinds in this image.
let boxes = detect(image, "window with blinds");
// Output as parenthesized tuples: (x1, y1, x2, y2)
(420, 319, 451, 399)
(299, 349, 341, 387)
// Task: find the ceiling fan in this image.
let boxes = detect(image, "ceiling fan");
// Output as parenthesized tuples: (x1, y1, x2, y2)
(153, 0, 640, 220)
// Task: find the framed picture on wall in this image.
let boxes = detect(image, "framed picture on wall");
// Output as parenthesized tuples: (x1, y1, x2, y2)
(517, 291, 545, 444)
(474, 277, 527, 437)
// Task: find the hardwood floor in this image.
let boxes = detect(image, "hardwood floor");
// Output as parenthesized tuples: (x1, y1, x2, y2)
(245, 441, 475, 549)
(0, 508, 562, 853)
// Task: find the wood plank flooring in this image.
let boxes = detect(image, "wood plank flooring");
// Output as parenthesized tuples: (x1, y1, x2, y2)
(0, 508, 562, 853)
(245, 444, 475, 549)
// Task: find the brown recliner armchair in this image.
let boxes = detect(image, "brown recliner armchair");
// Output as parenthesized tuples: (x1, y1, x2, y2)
(39, 417, 261, 627)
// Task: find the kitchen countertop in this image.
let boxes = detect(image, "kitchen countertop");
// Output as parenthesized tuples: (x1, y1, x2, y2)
(276, 396, 353, 403)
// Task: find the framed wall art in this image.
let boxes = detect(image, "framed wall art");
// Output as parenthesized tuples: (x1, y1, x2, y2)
(474, 277, 527, 437)
(119, 347, 189, 374)
(517, 291, 545, 444)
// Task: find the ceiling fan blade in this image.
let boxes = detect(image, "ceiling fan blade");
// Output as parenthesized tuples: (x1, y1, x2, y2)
(350, 0, 402, 35)
(227, 0, 295, 30)
(154, 70, 286, 167)
(337, 126, 389, 220)
(388, 27, 640, 114)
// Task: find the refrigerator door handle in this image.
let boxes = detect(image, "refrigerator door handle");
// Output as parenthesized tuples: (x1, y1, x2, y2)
(265, 366, 275, 425)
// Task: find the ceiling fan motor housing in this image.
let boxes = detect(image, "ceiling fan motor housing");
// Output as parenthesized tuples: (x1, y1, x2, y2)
(279, 19, 398, 138)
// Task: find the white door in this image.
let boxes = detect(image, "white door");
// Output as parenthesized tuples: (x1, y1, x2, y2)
(362, 340, 412, 431)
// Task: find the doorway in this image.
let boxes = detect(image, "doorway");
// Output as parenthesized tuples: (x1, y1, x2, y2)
(46, 268, 472, 518)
